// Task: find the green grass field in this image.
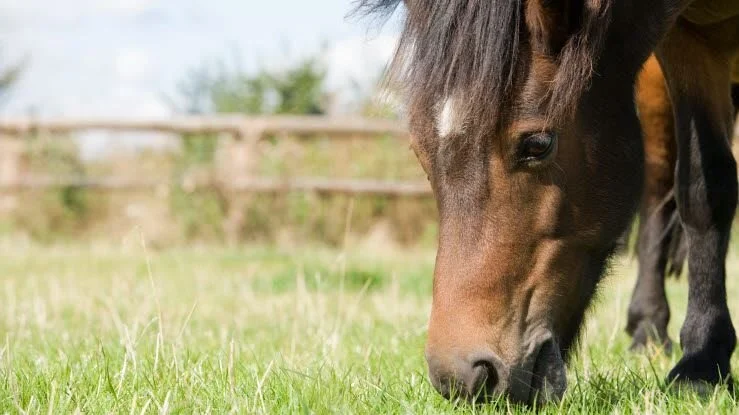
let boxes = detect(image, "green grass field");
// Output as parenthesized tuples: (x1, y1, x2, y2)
(1, 237, 739, 414)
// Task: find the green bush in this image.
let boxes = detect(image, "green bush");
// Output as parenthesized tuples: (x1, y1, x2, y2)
(13, 138, 98, 240)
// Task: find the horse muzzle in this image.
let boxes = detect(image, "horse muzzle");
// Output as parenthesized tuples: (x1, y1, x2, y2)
(425, 333, 567, 405)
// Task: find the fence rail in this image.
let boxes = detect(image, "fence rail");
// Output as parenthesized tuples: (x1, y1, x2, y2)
(0, 115, 430, 198)
(0, 176, 432, 197)
(0, 115, 409, 140)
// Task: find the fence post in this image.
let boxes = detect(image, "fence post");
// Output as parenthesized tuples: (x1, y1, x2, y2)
(0, 135, 25, 213)
(217, 126, 262, 245)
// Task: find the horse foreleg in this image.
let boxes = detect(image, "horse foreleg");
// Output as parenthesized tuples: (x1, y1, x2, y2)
(657, 18, 738, 390)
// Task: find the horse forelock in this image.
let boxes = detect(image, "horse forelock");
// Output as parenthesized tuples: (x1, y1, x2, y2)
(355, 0, 615, 135)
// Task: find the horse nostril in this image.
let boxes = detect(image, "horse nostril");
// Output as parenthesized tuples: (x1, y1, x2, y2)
(426, 351, 506, 402)
(467, 356, 502, 401)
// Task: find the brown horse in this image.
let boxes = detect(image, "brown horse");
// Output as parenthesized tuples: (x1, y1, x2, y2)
(356, 0, 739, 405)
(628, 57, 739, 354)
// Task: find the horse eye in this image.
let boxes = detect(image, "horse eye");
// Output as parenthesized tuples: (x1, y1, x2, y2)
(518, 131, 557, 162)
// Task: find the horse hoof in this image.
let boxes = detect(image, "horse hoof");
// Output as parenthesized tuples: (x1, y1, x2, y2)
(627, 321, 672, 354)
(665, 377, 732, 397)
(667, 355, 734, 395)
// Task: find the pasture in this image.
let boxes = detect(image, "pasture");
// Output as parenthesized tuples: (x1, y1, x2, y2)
(1, 235, 739, 414)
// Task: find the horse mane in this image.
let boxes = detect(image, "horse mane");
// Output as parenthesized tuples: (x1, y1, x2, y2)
(353, 0, 614, 131)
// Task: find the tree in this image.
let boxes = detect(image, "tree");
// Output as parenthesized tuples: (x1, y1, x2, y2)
(172, 56, 327, 116)
(267, 58, 325, 115)
(0, 52, 24, 106)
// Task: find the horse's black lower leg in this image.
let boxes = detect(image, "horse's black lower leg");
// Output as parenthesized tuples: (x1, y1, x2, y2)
(657, 22, 738, 389)
(627, 198, 676, 352)
(669, 140, 737, 386)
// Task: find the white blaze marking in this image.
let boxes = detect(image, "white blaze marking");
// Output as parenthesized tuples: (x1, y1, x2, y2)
(436, 97, 466, 138)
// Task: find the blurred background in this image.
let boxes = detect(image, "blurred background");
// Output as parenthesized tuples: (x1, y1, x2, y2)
(0, 0, 442, 249)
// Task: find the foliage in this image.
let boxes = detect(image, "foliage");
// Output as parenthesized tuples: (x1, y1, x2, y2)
(171, 57, 327, 116)
(0, 51, 24, 106)
(12, 138, 96, 240)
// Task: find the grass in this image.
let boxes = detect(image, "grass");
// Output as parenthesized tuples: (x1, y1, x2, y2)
(1, 236, 739, 414)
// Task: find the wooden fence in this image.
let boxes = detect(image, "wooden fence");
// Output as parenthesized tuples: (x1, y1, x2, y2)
(0, 115, 409, 140)
(0, 115, 432, 197)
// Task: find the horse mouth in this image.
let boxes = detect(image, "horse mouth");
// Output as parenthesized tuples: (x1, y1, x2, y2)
(528, 338, 567, 405)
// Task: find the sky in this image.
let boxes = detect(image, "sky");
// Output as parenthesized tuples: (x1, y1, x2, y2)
(0, 0, 400, 118)
(0, 0, 401, 157)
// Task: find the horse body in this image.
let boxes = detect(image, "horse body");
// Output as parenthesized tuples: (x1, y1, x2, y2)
(357, 0, 739, 404)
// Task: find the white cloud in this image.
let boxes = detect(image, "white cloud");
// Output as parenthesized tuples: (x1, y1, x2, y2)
(325, 35, 397, 87)
(0, 0, 159, 25)
(322, 35, 397, 114)
(101, 0, 157, 14)
(115, 48, 151, 81)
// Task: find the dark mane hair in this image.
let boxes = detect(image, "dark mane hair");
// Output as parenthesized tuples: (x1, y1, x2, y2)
(353, 0, 613, 130)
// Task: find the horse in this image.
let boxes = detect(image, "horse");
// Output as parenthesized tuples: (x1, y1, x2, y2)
(356, 0, 739, 405)
(628, 57, 739, 354)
